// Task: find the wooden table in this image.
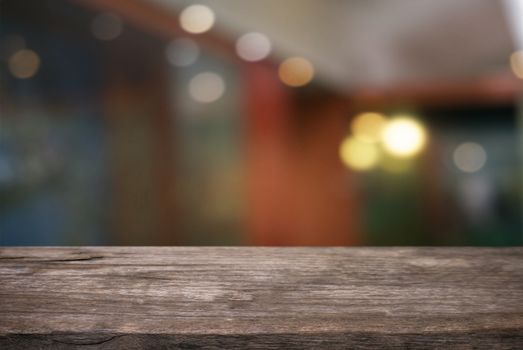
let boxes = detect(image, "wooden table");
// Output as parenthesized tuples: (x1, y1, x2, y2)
(0, 247, 522, 349)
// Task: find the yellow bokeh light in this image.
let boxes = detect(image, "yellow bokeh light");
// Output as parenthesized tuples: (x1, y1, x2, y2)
(8, 49, 40, 79)
(339, 136, 380, 171)
(382, 117, 427, 158)
(510, 51, 523, 79)
(351, 112, 387, 143)
(179, 5, 215, 34)
(278, 57, 314, 87)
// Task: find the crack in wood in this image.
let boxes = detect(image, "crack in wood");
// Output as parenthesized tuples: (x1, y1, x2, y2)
(51, 334, 124, 346)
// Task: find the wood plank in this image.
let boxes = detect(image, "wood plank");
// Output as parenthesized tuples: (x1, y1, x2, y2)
(0, 247, 522, 349)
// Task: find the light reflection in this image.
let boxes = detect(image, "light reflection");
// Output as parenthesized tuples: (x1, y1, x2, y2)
(179, 5, 215, 34)
(339, 136, 380, 171)
(382, 117, 427, 158)
(278, 57, 314, 87)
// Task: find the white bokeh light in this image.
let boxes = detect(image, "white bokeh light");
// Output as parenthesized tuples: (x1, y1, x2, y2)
(166, 38, 200, 67)
(382, 117, 427, 157)
(179, 5, 215, 34)
(504, 0, 523, 49)
(189, 72, 225, 103)
(453, 142, 487, 173)
(235, 32, 272, 62)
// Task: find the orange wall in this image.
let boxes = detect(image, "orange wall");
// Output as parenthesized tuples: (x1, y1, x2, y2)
(244, 64, 361, 245)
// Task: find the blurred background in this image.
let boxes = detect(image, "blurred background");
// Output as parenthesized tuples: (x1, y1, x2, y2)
(1, 0, 522, 246)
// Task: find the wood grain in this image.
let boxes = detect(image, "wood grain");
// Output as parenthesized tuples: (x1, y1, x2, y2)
(0, 247, 522, 349)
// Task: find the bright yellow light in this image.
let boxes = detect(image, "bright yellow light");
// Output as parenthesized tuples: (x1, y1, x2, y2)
(351, 112, 387, 143)
(339, 136, 380, 171)
(382, 117, 427, 157)
(278, 57, 314, 87)
(510, 51, 523, 79)
(8, 49, 40, 79)
(179, 5, 215, 34)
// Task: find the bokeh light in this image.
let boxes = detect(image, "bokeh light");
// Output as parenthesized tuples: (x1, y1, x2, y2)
(453, 142, 487, 173)
(382, 117, 427, 157)
(351, 112, 387, 143)
(166, 38, 200, 67)
(235, 32, 272, 62)
(339, 136, 380, 171)
(91, 13, 123, 41)
(8, 49, 40, 79)
(278, 57, 314, 87)
(179, 5, 215, 34)
(189, 72, 225, 103)
(2, 0, 522, 248)
(510, 51, 523, 79)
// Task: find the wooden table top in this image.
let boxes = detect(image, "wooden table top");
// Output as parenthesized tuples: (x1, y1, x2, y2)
(0, 247, 522, 349)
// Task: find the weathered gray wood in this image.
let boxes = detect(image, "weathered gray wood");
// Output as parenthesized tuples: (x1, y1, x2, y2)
(0, 247, 522, 349)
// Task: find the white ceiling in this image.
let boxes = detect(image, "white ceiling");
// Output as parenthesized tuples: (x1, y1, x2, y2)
(150, 0, 516, 89)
